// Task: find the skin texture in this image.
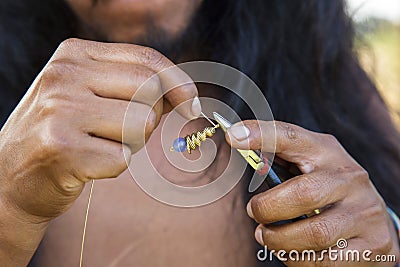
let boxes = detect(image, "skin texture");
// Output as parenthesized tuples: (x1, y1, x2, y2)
(65, 0, 202, 42)
(227, 121, 400, 266)
(0, 38, 202, 266)
(0, 0, 398, 266)
(35, 153, 257, 266)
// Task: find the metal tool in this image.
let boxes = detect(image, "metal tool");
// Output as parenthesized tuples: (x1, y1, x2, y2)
(213, 112, 320, 217)
(213, 112, 266, 170)
(213, 112, 286, 190)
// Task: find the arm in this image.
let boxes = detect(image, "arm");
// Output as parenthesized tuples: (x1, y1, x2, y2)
(0, 38, 200, 266)
(0, 196, 48, 266)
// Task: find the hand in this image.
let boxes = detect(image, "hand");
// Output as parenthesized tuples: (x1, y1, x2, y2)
(226, 120, 400, 266)
(0, 38, 200, 221)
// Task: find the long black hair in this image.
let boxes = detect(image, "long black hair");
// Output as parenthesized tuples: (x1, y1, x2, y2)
(1, 0, 399, 216)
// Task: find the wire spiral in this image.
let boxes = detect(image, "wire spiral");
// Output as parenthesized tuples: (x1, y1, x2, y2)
(185, 125, 220, 154)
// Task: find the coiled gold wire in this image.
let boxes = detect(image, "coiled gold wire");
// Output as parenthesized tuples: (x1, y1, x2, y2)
(185, 125, 220, 153)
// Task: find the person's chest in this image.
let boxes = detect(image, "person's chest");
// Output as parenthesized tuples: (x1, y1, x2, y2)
(35, 172, 257, 267)
(34, 119, 258, 267)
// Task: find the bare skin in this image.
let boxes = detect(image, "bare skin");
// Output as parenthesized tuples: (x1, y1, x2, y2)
(35, 114, 257, 267)
(228, 121, 400, 266)
(66, 0, 202, 42)
(0, 38, 203, 266)
(0, 0, 398, 266)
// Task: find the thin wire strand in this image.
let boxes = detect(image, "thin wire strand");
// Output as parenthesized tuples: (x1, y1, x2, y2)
(79, 179, 94, 267)
(200, 112, 217, 127)
(79, 113, 213, 265)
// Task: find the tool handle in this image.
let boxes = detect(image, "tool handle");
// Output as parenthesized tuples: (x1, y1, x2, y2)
(267, 163, 295, 186)
(264, 162, 308, 220)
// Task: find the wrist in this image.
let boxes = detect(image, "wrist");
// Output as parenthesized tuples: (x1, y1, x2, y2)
(0, 193, 49, 266)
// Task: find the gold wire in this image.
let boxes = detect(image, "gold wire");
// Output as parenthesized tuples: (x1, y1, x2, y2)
(79, 179, 94, 267)
(79, 113, 219, 265)
(200, 112, 217, 127)
(185, 125, 219, 153)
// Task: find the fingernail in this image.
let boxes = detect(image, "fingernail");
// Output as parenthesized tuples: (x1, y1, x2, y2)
(255, 228, 264, 245)
(229, 125, 250, 141)
(191, 96, 202, 117)
(246, 202, 254, 219)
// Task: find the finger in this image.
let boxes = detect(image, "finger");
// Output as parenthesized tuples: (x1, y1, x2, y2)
(153, 98, 164, 126)
(255, 204, 358, 251)
(44, 58, 163, 108)
(247, 170, 350, 223)
(226, 120, 346, 172)
(162, 98, 173, 114)
(81, 97, 157, 153)
(84, 62, 163, 106)
(72, 137, 131, 181)
(79, 40, 201, 119)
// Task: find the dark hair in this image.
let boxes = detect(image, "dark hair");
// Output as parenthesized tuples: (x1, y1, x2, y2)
(185, 0, 400, 213)
(1, 0, 399, 215)
(0, 0, 77, 124)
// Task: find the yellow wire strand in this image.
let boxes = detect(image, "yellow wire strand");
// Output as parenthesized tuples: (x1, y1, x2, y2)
(79, 179, 94, 267)
(79, 112, 214, 265)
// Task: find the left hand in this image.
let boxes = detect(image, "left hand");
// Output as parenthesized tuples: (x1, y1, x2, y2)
(226, 120, 400, 266)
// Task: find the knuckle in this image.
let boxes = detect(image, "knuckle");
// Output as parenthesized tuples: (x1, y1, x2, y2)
(39, 118, 69, 157)
(57, 38, 82, 51)
(280, 123, 299, 141)
(38, 96, 72, 118)
(44, 59, 78, 81)
(41, 66, 59, 83)
(359, 200, 385, 223)
(352, 167, 370, 186)
(56, 176, 84, 196)
(38, 99, 60, 117)
(321, 133, 339, 147)
(275, 122, 305, 149)
(140, 47, 165, 67)
(305, 219, 334, 249)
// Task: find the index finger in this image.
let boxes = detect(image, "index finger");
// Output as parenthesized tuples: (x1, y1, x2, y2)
(56, 38, 201, 120)
(226, 120, 342, 173)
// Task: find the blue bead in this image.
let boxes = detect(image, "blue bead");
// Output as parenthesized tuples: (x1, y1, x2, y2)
(173, 137, 187, 152)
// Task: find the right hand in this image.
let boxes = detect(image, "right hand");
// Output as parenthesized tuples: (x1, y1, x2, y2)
(0, 38, 200, 221)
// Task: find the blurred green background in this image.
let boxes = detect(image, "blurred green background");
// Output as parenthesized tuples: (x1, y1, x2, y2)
(347, 0, 400, 128)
